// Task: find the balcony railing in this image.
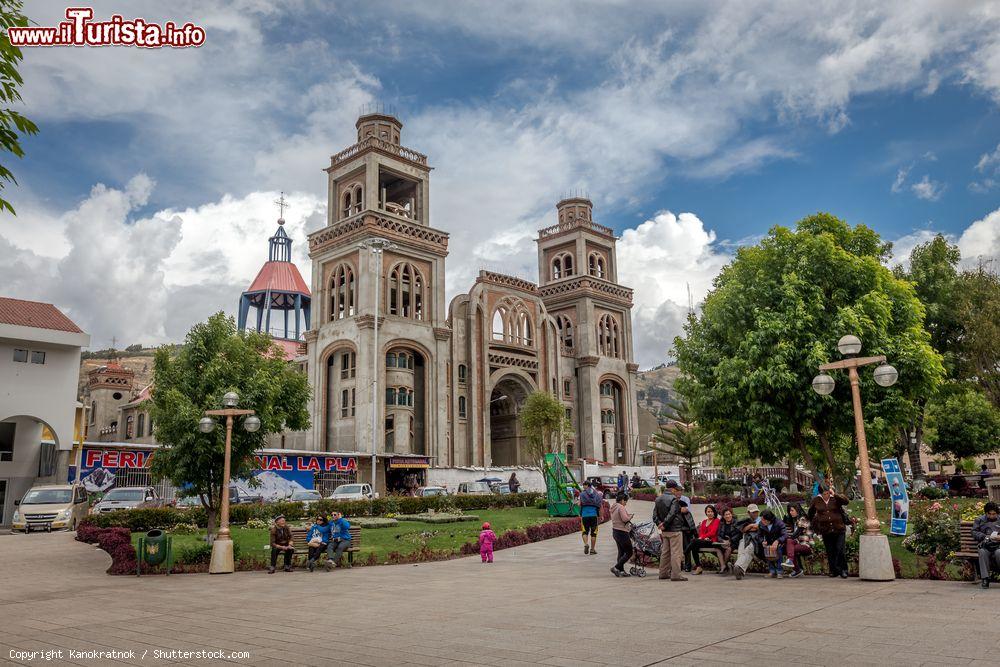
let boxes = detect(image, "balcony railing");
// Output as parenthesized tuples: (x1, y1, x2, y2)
(538, 218, 615, 238)
(329, 137, 428, 169)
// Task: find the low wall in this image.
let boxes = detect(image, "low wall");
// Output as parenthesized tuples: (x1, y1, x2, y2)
(581, 463, 679, 481)
(426, 466, 545, 493)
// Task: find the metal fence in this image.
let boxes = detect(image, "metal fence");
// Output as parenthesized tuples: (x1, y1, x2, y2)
(112, 468, 178, 501)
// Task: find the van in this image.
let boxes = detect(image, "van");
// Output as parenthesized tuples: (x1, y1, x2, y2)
(11, 484, 89, 532)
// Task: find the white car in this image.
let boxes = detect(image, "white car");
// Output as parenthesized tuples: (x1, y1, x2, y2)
(456, 481, 491, 495)
(416, 486, 449, 497)
(289, 490, 323, 509)
(327, 483, 377, 501)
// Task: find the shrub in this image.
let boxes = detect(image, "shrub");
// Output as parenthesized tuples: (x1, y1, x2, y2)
(175, 542, 213, 565)
(707, 479, 742, 496)
(768, 478, 787, 493)
(396, 513, 478, 524)
(245, 518, 269, 529)
(169, 522, 201, 535)
(903, 501, 960, 561)
(533, 496, 548, 510)
(917, 486, 947, 500)
(77, 524, 137, 575)
(349, 517, 398, 528)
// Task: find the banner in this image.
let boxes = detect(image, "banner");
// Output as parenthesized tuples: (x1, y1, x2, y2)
(881, 457, 909, 535)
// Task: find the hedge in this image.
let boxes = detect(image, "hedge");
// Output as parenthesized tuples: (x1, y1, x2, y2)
(80, 492, 544, 533)
(76, 524, 138, 575)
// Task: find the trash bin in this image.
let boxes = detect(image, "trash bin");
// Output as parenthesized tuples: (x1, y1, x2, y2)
(137, 529, 173, 575)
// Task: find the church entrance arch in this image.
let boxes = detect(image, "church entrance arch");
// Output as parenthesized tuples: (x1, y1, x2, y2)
(488, 374, 533, 466)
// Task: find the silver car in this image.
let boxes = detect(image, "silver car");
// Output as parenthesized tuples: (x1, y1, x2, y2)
(90, 486, 158, 514)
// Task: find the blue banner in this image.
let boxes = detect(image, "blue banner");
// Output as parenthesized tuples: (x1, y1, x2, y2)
(881, 457, 909, 535)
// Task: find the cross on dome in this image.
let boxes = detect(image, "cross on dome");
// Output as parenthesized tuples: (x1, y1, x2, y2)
(274, 191, 289, 225)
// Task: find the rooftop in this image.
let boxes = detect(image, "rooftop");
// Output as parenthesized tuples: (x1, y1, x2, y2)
(0, 297, 83, 333)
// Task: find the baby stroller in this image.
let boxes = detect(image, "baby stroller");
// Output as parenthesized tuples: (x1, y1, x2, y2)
(627, 521, 661, 577)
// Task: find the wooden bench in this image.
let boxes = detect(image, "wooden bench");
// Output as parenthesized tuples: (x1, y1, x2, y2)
(275, 526, 362, 567)
(955, 521, 985, 579)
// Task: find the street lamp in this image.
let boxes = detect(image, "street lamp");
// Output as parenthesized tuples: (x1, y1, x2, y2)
(359, 238, 398, 495)
(200, 391, 259, 574)
(812, 335, 898, 581)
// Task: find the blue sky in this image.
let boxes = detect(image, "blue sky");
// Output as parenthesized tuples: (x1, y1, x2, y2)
(3, 1, 999, 367)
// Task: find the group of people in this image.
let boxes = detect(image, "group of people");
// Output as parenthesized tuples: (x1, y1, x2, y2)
(266, 511, 352, 573)
(602, 480, 855, 580)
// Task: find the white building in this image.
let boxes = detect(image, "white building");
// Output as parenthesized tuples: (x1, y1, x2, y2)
(0, 297, 89, 527)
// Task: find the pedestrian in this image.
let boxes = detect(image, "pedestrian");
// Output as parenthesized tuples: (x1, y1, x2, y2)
(479, 522, 497, 563)
(717, 507, 741, 574)
(980, 464, 991, 490)
(677, 488, 694, 571)
(807, 483, 850, 579)
(508, 472, 520, 494)
(325, 511, 352, 569)
(610, 491, 634, 577)
(305, 514, 331, 572)
(686, 504, 720, 575)
(578, 480, 603, 555)
(268, 515, 295, 574)
(617, 471, 627, 491)
(733, 503, 762, 579)
(781, 503, 814, 578)
(972, 501, 1000, 588)
(758, 510, 787, 578)
(653, 480, 687, 581)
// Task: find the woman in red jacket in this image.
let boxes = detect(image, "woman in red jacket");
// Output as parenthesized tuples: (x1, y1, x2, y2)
(686, 504, 721, 575)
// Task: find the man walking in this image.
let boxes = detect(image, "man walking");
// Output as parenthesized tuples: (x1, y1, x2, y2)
(579, 480, 603, 555)
(653, 480, 687, 581)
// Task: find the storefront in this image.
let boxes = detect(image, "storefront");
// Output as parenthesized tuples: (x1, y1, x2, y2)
(73, 442, 359, 500)
(384, 455, 431, 495)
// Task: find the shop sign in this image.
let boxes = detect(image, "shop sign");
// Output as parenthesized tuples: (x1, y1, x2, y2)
(388, 456, 430, 469)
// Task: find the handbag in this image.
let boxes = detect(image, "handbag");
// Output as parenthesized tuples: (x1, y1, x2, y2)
(764, 543, 780, 561)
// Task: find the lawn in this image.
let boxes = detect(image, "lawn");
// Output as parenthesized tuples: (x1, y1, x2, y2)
(133, 506, 554, 566)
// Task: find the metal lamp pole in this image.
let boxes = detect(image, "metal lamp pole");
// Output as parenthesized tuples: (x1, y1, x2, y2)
(359, 238, 396, 494)
(200, 391, 260, 575)
(812, 335, 898, 581)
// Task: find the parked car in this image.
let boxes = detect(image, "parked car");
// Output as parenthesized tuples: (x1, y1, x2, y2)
(174, 495, 203, 510)
(416, 486, 449, 497)
(491, 482, 512, 495)
(11, 484, 89, 532)
(289, 490, 323, 509)
(328, 483, 377, 500)
(229, 485, 264, 505)
(585, 476, 620, 498)
(90, 486, 158, 514)
(457, 481, 492, 495)
(477, 477, 503, 486)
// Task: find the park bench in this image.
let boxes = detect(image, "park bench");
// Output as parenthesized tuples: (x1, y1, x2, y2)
(269, 525, 362, 567)
(955, 521, 982, 578)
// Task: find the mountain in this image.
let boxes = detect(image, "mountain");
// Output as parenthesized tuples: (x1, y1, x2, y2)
(635, 364, 681, 419)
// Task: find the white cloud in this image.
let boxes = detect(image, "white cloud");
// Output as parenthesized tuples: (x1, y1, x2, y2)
(891, 166, 910, 193)
(971, 142, 1000, 192)
(958, 208, 1000, 268)
(911, 174, 945, 201)
(617, 211, 732, 367)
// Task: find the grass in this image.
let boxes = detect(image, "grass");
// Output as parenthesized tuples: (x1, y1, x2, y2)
(133, 506, 554, 566)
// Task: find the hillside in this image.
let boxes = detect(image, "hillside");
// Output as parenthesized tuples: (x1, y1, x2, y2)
(635, 363, 681, 419)
(78, 353, 156, 397)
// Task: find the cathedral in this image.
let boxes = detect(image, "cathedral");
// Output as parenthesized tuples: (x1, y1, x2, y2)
(244, 112, 642, 491)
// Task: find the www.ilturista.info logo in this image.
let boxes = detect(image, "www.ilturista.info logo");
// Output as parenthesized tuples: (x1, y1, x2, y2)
(8, 7, 205, 48)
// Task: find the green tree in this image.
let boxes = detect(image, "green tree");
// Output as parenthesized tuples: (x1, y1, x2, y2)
(519, 391, 574, 464)
(953, 263, 1000, 408)
(148, 313, 310, 539)
(675, 213, 944, 490)
(926, 384, 1000, 460)
(0, 1, 38, 214)
(649, 401, 712, 490)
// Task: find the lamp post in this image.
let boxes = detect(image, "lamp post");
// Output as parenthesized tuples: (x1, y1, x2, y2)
(359, 238, 397, 495)
(812, 335, 898, 581)
(200, 391, 260, 574)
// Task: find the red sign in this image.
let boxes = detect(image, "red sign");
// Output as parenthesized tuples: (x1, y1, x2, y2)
(84, 448, 153, 469)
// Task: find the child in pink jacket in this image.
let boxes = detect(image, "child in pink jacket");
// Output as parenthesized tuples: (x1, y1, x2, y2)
(479, 522, 497, 563)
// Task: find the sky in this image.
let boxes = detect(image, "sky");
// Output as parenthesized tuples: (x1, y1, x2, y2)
(2, 0, 999, 368)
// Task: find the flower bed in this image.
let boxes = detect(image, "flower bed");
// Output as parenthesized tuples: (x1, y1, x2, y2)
(76, 524, 138, 575)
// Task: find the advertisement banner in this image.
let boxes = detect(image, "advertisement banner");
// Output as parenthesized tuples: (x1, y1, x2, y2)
(76, 446, 357, 500)
(881, 457, 909, 535)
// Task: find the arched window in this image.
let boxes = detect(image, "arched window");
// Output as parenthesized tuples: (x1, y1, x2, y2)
(492, 297, 534, 347)
(125, 415, 134, 439)
(458, 396, 467, 418)
(386, 387, 396, 405)
(556, 314, 574, 350)
(564, 254, 574, 276)
(589, 252, 606, 278)
(330, 263, 355, 320)
(597, 314, 622, 358)
(342, 190, 353, 219)
(552, 256, 562, 280)
(388, 262, 426, 320)
(385, 415, 395, 452)
(458, 364, 467, 384)
(352, 186, 363, 214)
(492, 307, 507, 340)
(386, 352, 397, 368)
(551, 252, 574, 280)
(398, 387, 408, 405)
(340, 351, 356, 379)
(136, 413, 145, 438)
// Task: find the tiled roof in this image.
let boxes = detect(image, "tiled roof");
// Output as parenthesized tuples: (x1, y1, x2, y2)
(0, 297, 83, 333)
(247, 261, 311, 296)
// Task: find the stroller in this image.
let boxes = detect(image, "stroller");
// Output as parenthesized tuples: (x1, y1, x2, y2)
(627, 521, 661, 577)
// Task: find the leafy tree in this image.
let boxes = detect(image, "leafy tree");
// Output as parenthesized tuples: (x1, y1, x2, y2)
(649, 401, 712, 489)
(953, 263, 1000, 408)
(675, 213, 943, 490)
(926, 384, 1000, 460)
(519, 391, 574, 464)
(148, 313, 310, 539)
(0, 1, 38, 214)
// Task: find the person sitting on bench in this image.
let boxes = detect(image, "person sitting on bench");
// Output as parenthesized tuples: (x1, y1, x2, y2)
(306, 514, 331, 572)
(268, 515, 294, 574)
(973, 501, 1000, 589)
(326, 511, 352, 569)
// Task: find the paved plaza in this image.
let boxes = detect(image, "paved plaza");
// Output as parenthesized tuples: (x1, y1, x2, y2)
(1, 501, 998, 667)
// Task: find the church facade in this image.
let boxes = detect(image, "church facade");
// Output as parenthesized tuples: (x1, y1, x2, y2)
(289, 113, 641, 491)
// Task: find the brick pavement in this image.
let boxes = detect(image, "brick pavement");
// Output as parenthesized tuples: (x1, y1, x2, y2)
(1, 501, 998, 666)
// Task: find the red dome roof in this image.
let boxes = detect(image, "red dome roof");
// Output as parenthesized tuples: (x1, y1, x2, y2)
(246, 261, 310, 296)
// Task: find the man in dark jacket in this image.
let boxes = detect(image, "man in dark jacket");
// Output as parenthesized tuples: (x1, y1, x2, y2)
(973, 501, 1000, 588)
(808, 485, 850, 578)
(578, 481, 603, 555)
(653, 481, 687, 581)
(268, 515, 294, 574)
